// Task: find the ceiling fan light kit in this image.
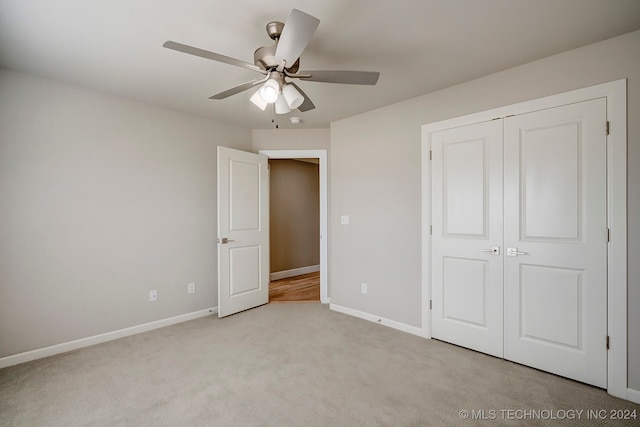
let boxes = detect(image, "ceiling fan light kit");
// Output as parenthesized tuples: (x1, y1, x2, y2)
(163, 9, 379, 121)
(275, 95, 291, 114)
(282, 84, 304, 109)
(259, 79, 280, 104)
(249, 90, 268, 111)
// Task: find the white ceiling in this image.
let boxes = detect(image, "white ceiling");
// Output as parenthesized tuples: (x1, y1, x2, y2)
(1, 0, 640, 129)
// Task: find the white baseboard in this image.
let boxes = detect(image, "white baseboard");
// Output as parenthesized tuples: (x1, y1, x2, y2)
(0, 307, 218, 369)
(329, 303, 423, 337)
(270, 264, 320, 281)
(627, 388, 640, 404)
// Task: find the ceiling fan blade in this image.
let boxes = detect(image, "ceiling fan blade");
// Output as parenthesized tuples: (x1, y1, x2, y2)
(209, 79, 264, 100)
(298, 70, 380, 85)
(290, 83, 315, 112)
(163, 41, 267, 74)
(274, 9, 320, 68)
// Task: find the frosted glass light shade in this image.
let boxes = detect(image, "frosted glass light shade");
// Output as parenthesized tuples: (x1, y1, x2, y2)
(282, 84, 304, 109)
(259, 79, 279, 104)
(275, 95, 291, 114)
(249, 89, 268, 111)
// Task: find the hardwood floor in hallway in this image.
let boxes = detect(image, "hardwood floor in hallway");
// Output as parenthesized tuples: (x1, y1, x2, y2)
(269, 271, 320, 303)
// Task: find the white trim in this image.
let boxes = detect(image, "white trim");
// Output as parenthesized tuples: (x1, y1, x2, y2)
(605, 81, 627, 399)
(330, 304, 423, 337)
(259, 149, 329, 304)
(627, 388, 640, 405)
(0, 307, 217, 369)
(270, 264, 320, 281)
(421, 127, 432, 340)
(420, 80, 625, 134)
(421, 79, 627, 400)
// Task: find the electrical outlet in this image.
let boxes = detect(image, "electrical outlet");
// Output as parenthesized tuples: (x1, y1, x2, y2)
(188, 282, 196, 294)
(361, 283, 368, 294)
(149, 290, 157, 302)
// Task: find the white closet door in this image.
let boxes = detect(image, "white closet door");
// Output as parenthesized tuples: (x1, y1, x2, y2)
(503, 98, 608, 388)
(431, 120, 504, 358)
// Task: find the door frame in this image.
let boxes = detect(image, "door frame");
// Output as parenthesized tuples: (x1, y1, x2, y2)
(421, 80, 627, 399)
(259, 149, 329, 304)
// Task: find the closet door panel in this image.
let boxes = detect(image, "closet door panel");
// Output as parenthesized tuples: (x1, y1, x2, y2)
(503, 98, 608, 388)
(431, 120, 504, 358)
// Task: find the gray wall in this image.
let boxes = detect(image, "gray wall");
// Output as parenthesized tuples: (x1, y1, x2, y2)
(0, 69, 251, 357)
(252, 129, 330, 152)
(330, 30, 640, 389)
(269, 159, 320, 273)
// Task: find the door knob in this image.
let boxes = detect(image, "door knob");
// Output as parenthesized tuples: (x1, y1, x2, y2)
(507, 248, 527, 256)
(479, 246, 501, 255)
(218, 237, 234, 244)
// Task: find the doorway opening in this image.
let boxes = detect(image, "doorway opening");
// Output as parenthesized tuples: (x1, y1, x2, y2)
(268, 158, 320, 302)
(259, 149, 328, 304)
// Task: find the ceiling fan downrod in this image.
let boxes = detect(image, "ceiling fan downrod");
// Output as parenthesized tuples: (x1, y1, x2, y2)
(265, 21, 284, 41)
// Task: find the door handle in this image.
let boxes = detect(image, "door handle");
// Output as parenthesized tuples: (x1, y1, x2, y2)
(507, 248, 527, 256)
(479, 246, 501, 255)
(218, 237, 234, 244)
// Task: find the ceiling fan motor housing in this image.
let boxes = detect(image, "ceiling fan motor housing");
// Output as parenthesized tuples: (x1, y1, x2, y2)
(254, 44, 300, 73)
(254, 21, 300, 73)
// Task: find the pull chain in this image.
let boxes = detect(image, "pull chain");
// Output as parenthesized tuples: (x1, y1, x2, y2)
(272, 104, 279, 129)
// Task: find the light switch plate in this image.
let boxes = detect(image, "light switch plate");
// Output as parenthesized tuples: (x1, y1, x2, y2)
(341, 215, 349, 225)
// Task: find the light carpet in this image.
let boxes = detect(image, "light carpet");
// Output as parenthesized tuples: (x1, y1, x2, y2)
(1, 303, 638, 426)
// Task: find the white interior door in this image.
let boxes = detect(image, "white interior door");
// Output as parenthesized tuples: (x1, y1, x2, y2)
(503, 99, 608, 387)
(430, 98, 607, 387)
(217, 146, 269, 317)
(431, 120, 504, 358)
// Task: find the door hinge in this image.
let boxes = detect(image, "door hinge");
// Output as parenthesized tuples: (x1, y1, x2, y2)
(429, 299, 432, 310)
(607, 228, 611, 242)
(606, 121, 610, 135)
(429, 150, 432, 160)
(430, 225, 432, 235)
(606, 335, 610, 350)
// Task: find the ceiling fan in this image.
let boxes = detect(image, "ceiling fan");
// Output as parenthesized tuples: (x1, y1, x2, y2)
(163, 9, 380, 115)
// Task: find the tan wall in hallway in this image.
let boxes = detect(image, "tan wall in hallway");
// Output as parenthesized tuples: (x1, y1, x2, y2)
(269, 159, 320, 273)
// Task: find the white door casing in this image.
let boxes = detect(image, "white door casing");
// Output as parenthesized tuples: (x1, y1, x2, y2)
(431, 120, 504, 358)
(503, 99, 608, 388)
(217, 146, 269, 317)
